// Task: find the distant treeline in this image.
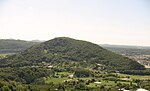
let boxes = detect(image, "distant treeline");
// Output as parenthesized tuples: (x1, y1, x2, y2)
(104, 47, 150, 56)
(120, 69, 150, 75)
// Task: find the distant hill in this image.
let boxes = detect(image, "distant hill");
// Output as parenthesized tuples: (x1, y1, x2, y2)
(101, 44, 150, 56)
(100, 44, 150, 49)
(0, 37, 144, 70)
(31, 40, 44, 42)
(0, 39, 40, 53)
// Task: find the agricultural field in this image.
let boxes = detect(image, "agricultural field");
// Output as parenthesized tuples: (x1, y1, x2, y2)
(0, 53, 13, 59)
(42, 69, 150, 90)
(118, 73, 150, 80)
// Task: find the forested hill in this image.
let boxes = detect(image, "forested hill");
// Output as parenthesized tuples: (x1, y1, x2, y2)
(0, 39, 40, 53)
(0, 37, 145, 70)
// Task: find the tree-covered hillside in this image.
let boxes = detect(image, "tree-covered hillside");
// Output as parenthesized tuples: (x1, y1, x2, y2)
(0, 39, 39, 53)
(0, 37, 144, 70)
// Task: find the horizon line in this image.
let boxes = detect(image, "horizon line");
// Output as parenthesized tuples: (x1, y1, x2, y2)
(0, 38, 150, 47)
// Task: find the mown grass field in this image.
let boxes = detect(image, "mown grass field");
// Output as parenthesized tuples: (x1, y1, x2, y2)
(87, 80, 115, 87)
(45, 77, 68, 84)
(0, 53, 8, 57)
(118, 73, 150, 80)
(56, 72, 73, 75)
(45, 72, 73, 84)
(0, 53, 14, 58)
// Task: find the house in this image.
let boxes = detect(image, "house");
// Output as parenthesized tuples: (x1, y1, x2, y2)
(122, 78, 132, 81)
(68, 74, 74, 79)
(94, 82, 101, 84)
(136, 88, 149, 91)
(118, 88, 129, 91)
(64, 79, 78, 83)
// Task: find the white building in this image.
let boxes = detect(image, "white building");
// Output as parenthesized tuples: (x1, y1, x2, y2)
(136, 88, 149, 91)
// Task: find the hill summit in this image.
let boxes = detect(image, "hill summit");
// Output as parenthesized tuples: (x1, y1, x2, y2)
(0, 37, 145, 70)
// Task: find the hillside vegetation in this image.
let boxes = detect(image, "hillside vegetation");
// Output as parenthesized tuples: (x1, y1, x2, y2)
(0, 37, 144, 70)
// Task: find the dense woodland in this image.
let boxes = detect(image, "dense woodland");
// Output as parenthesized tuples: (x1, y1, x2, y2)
(0, 37, 149, 91)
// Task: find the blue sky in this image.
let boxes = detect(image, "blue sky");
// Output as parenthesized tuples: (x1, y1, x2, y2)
(0, 0, 150, 46)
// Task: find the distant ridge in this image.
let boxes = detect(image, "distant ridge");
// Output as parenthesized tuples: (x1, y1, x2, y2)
(101, 44, 150, 56)
(0, 39, 40, 53)
(100, 44, 150, 49)
(31, 40, 44, 42)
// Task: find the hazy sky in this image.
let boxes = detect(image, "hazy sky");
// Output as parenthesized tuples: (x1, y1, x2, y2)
(0, 0, 150, 46)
